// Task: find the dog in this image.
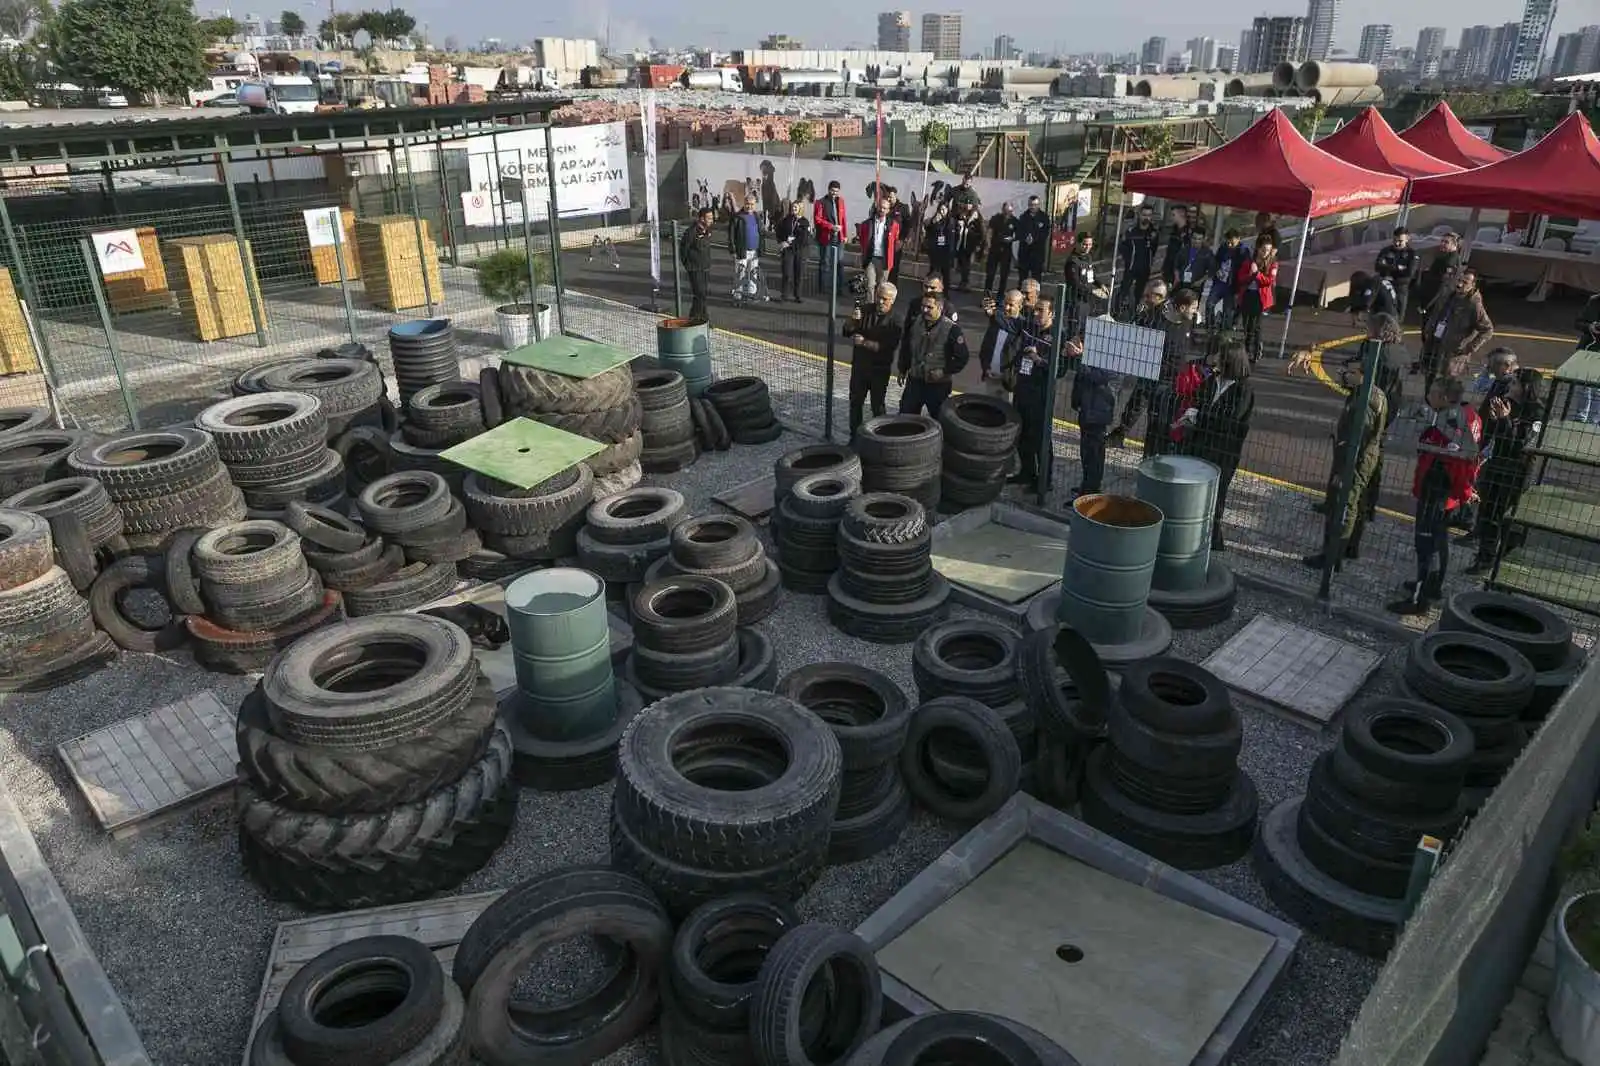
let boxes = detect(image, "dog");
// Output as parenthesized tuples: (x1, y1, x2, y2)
(1286, 349, 1316, 376)
(421, 603, 510, 650)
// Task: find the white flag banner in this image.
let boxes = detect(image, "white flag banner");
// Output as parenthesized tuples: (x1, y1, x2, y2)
(642, 89, 661, 287)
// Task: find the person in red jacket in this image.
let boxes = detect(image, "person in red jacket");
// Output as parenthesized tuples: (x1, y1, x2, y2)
(1388, 376, 1483, 616)
(814, 180, 848, 296)
(856, 198, 900, 301)
(1233, 237, 1279, 364)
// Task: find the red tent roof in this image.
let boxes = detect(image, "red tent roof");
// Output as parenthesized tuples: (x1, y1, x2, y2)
(1408, 112, 1600, 218)
(1316, 107, 1462, 179)
(1123, 109, 1407, 219)
(1399, 101, 1513, 169)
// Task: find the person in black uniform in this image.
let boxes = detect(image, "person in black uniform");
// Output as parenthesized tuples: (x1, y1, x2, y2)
(952, 202, 984, 291)
(1160, 205, 1194, 288)
(1009, 298, 1064, 493)
(1115, 204, 1160, 318)
(1413, 231, 1462, 333)
(1469, 366, 1543, 574)
(844, 282, 905, 434)
(679, 207, 715, 320)
(1014, 195, 1051, 283)
(773, 199, 811, 303)
(983, 202, 1017, 296)
(884, 187, 913, 284)
(1373, 227, 1418, 323)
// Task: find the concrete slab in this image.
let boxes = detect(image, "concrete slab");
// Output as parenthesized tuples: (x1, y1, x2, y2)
(1202, 615, 1381, 728)
(929, 502, 1069, 625)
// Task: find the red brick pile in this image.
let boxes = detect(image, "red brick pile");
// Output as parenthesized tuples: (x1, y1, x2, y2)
(425, 65, 487, 106)
(548, 98, 864, 151)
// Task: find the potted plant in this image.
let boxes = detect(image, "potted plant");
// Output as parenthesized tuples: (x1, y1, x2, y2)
(475, 248, 553, 349)
(1551, 815, 1600, 1061)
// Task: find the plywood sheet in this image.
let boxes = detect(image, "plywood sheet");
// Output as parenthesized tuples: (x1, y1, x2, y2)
(440, 417, 602, 490)
(1201, 615, 1380, 726)
(713, 474, 777, 521)
(932, 521, 1066, 604)
(877, 841, 1275, 1066)
(499, 334, 635, 378)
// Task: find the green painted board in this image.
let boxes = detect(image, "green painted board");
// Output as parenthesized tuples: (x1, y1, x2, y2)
(931, 522, 1067, 604)
(1492, 545, 1600, 616)
(497, 334, 635, 378)
(1510, 484, 1600, 541)
(1531, 421, 1600, 468)
(1554, 349, 1600, 386)
(439, 417, 602, 490)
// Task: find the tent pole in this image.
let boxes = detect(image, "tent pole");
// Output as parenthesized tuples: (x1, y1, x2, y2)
(1277, 210, 1314, 360)
(1107, 198, 1126, 315)
(1462, 207, 1482, 262)
(1396, 184, 1412, 228)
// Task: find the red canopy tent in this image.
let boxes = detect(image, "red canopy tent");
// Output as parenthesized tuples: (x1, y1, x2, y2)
(1316, 107, 1462, 179)
(1407, 112, 1600, 219)
(1399, 101, 1513, 170)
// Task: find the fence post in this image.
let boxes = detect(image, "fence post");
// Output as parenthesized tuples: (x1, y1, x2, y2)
(434, 131, 457, 266)
(215, 137, 268, 348)
(671, 221, 683, 317)
(1037, 283, 1067, 506)
(521, 195, 543, 343)
(540, 124, 568, 337)
(77, 238, 139, 430)
(401, 145, 436, 318)
(824, 259, 837, 442)
(0, 208, 62, 416)
(329, 213, 358, 344)
(489, 124, 508, 252)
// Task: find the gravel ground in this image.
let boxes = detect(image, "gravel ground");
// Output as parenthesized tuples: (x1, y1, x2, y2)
(0, 423, 1401, 1066)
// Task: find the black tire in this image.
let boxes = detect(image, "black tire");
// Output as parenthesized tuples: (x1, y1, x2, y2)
(642, 439, 700, 474)
(735, 560, 782, 625)
(750, 924, 881, 1066)
(631, 634, 741, 691)
(89, 555, 184, 653)
(478, 366, 504, 430)
(248, 988, 466, 1066)
(1118, 658, 1235, 735)
(259, 359, 384, 429)
(499, 363, 635, 416)
(285, 501, 367, 553)
(1079, 747, 1258, 871)
(938, 469, 1003, 510)
(0, 431, 90, 499)
(1403, 630, 1535, 718)
(846, 1013, 1068, 1066)
(533, 399, 642, 445)
(1294, 801, 1412, 898)
(344, 558, 456, 615)
(635, 368, 688, 411)
(1018, 625, 1111, 741)
(841, 493, 926, 544)
(786, 473, 860, 523)
(837, 562, 933, 606)
(276, 935, 446, 1066)
(631, 576, 738, 655)
(705, 402, 732, 451)
(193, 520, 303, 587)
(641, 396, 694, 439)
(859, 460, 942, 494)
(357, 472, 452, 536)
(262, 613, 477, 749)
(1339, 700, 1476, 784)
(1303, 752, 1464, 863)
(0, 631, 114, 693)
(1105, 698, 1242, 780)
(576, 529, 672, 584)
(196, 392, 327, 463)
(238, 675, 496, 814)
(1147, 560, 1237, 630)
(705, 375, 768, 414)
(0, 407, 49, 438)
(1328, 742, 1463, 815)
(826, 571, 951, 645)
(587, 488, 688, 545)
(777, 662, 913, 770)
(774, 446, 861, 502)
(835, 525, 931, 577)
(613, 687, 843, 872)
(408, 381, 484, 439)
(940, 447, 1011, 481)
(938, 394, 1022, 455)
(1439, 590, 1572, 672)
(237, 450, 347, 509)
(669, 894, 802, 1031)
(464, 465, 594, 537)
(732, 420, 783, 446)
(239, 727, 516, 911)
(728, 628, 778, 692)
(501, 682, 644, 791)
(68, 428, 220, 501)
(48, 513, 97, 592)
(318, 542, 403, 592)
(400, 525, 481, 566)
(855, 414, 942, 467)
(0, 507, 53, 591)
(911, 620, 1021, 707)
(184, 590, 344, 675)
(332, 425, 393, 491)
(588, 432, 644, 479)
(828, 772, 911, 864)
(451, 866, 670, 1066)
(1104, 748, 1234, 814)
(0, 565, 93, 660)
(118, 469, 244, 537)
(1528, 641, 1585, 720)
(778, 563, 833, 595)
(692, 399, 718, 454)
(901, 696, 1021, 823)
(4, 477, 123, 547)
(671, 515, 759, 571)
(1030, 735, 1085, 811)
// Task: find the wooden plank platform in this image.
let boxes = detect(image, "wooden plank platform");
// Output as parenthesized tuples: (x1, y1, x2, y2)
(1201, 615, 1380, 727)
(932, 521, 1066, 604)
(56, 692, 236, 838)
(714, 474, 777, 521)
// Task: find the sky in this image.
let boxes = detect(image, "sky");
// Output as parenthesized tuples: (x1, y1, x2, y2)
(398, 0, 1591, 56)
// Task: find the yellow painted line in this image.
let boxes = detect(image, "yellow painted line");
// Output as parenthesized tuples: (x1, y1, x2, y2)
(1309, 327, 1567, 399)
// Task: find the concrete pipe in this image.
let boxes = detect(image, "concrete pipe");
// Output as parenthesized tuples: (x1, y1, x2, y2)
(656, 317, 713, 397)
(1226, 73, 1275, 97)
(505, 567, 618, 740)
(1272, 62, 1299, 90)
(1137, 77, 1203, 100)
(1311, 85, 1386, 107)
(1059, 494, 1165, 646)
(1296, 60, 1379, 91)
(1135, 456, 1221, 592)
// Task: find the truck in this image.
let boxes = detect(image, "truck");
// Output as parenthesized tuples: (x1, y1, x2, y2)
(236, 74, 320, 115)
(681, 67, 743, 92)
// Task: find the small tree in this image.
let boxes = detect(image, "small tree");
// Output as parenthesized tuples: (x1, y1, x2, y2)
(50, 0, 207, 100)
(918, 120, 949, 203)
(475, 247, 553, 313)
(1291, 101, 1328, 139)
(786, 121, 813, 199)
(196, 15, 239, 41)
(1141, 123, 1176, 168)
(278, 9, 304, 36)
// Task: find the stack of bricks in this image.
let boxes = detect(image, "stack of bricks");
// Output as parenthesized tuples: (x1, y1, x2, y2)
(426, 64, 454, 107)
(554, 99, 863, 150)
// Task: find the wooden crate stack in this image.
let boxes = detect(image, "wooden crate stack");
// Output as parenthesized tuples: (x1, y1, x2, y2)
(310, 207, 362, 284)
(0, 268, 38, 375)
(163, 234, 264, 342)
(103, 227, 174, 313)
(356, 216, 442, 312)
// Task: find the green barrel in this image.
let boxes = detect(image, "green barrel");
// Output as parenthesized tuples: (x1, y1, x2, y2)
(1135, 456, 1220, 593)
(656, 317, 713, 397)
(504, 567, 616, 741)
(1058, 494, 1164, 646)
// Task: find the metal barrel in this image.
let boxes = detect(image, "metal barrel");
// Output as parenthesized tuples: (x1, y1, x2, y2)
(387, 318, 457, 408)
(656, 317, 713, 396)
(1059, 494, 1164, 646)
(504, 567, 617, 741)
(1136, 456, 1220, 592)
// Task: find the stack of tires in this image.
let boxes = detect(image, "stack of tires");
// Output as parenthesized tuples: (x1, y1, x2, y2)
(634, 368, 698, 473)
(402, 380, 485, 449)
(1080, 659, 1258, 870)
(703, 376, 782, 445)
(1436, 590, 1581, 725)
(253, 358, 386, 438)
(609, 686, 843, 917)
(690, 397, 731, 454)
(772, 443, 860, 519)
(0, 407, 48, 436)
(387, 320, 459, 410)
(899, 695, 1022, 825)
(938, 395, 1022, 511)
(498, 363, 643, 498)
(1017, 624, 1112, 811)
(855, 414, 942, 513)
(0, 428, 89, 499)
(622, 575, 776, 701)
(466, 464, 594, 564)
(1255, 701, 1472, 955)
(280, 500, 399, 601)
(238, 614, 517, 910)
(643, 515, 782, 625)
(776, 470, 862, 593)
(186, 520, 321, 631)
(912, 619, 1037, 783)
(852, 1014, 1077, 1063)
(777, 663, 913, 862)
(343, 472, 465, 615)
(5, 478, 127, 564)
(68, 428, 245, 548)
(826, 493, 951, 644)
(1402, 628, 1534, 808)
(0, 508, 113, 691)
(196, 392, 346, 518)
(576, 487, 687, 586)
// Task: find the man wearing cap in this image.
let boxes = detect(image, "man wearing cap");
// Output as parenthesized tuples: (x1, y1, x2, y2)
(1373, 228, 1418, 323)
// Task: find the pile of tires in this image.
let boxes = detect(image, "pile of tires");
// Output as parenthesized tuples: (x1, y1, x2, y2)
(189, 520, 323, 629)
(643, 514, 782, 625)
(466, 464, 594, 564)
(772, 443, 861, 523)
(912, 619, 1037, 783)
(0, 508, 114, 691)
(775, 470, 862, 595)
(340, 471, 467, 614)
(900, 695, 1022, 825)
(1017, 624, 1112, 811)
(68, 428, 245, 548)
(453, 867, 671, 1066)
(747, 923, 884, 1065)
(387, 319, 459, 410)
(855, 414, 942, 513)
(938, 394, 1022, 511)
(1436, 590, 1581, 723)
(846, 1013, 1081, 1064)
(238, 614, 516, 910)
(401, 380, 485, 449)
(621, 575, 776, 701)
(498, 362, 643, 498)
(5, 477, 127, 570)
(0, 407, 48, 437)
(0, 428, 90, 499)
(826, 493, 951, 644)
(253, 357, 386, 438)
(609, 686, 842, 917)
(634, 368, 699, 473)
(703, 376, 782, 445)
(778, 663, 913, 862)
(575, 487, 687, 586)
(1402, 628, 1535, 807)
(196, 391, 346, 518)
(248, 935, 467, 1065)
(690, 396, 731, 454)
(1255, 700, 1472, 956)
(1080, 659, 1259, 869)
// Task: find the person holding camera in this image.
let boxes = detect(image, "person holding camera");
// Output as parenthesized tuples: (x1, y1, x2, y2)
(844, 282, 906, 435)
